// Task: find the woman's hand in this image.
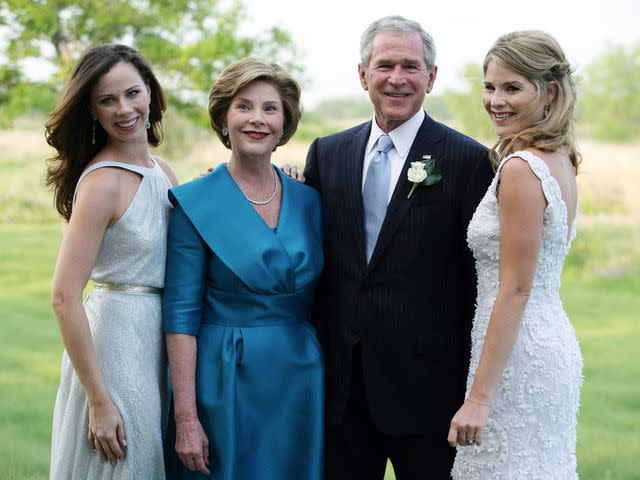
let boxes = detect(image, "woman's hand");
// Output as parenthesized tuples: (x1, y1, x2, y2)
(447, 398, 491, 447)
(165, 333, 208, 473)
(175, 418, 211, 475)
(87, 399, 126, 464)
(281, 164, 305, 183)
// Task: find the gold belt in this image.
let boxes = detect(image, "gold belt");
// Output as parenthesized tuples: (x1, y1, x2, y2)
(92, 281, 162, 294)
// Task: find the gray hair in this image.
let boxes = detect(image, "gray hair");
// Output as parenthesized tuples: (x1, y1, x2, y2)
(360, 16, 436, 70)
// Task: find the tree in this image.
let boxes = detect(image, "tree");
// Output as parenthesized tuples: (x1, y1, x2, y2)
(0, 0, 300, 125)
(442, 62, 495, 142)
(579, 42, 640, 141)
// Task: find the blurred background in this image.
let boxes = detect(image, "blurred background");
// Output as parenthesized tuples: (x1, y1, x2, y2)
(1, 1, 638, 478)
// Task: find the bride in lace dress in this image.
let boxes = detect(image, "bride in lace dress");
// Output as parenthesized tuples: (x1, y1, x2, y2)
(46, 45, 178, 479)
(449, 31, 583, 479)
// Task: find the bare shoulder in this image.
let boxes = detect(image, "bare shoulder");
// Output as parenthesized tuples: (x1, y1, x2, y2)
(153, 155, 179, 186)
(500, 154, 539, 184)
(498, 155, 545, 205)
(75, 167, 121, 207)
(523, 148, 577, 214)
(70, 167, 126, 231)
(522, 147, 571, 171)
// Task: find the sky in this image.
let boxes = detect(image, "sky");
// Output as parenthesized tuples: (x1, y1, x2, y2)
(241, 0, 639, 107)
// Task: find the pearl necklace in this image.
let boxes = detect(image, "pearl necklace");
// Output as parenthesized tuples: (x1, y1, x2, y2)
(243, 165, 278, 205)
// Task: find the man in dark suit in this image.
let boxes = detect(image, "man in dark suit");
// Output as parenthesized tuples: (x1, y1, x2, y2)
(303, 16, 494, 479)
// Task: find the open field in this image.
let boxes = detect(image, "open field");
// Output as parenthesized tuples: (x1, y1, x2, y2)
(1, 123, 639, 478)
(2, 221, 638, 480)
(3, 119, 639, 222)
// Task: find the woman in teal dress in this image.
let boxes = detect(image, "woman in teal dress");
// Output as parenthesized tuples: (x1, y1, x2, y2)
(162, 58, 324, 479)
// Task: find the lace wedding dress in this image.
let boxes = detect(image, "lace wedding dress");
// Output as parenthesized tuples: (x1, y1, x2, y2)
(452, 151, 583, 479)
(50, 158, 172, 479)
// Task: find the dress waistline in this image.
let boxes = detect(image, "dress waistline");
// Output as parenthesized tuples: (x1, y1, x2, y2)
(201, 285, 315, 326)
(93, 281, 162, 295)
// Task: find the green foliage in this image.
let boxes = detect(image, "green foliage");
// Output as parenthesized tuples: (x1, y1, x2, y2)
(295, 107, 362, 141)
(0, 223, 62, 479)
(311, 96, 373, 121)
(579, 42, 640, 141)
(0, 0, 300, 123)
(563, 220, 640, 284)
(443, 62, 495, 141)
(424, 93, 453, 122)
(0, 77, 59, 127)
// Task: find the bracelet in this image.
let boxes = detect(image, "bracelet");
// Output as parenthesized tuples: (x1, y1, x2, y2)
(467, 397, 491, 408)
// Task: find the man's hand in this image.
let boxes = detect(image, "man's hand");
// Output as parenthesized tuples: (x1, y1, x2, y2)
(194, 167, 215, 180)
(282, 164, 305, 183)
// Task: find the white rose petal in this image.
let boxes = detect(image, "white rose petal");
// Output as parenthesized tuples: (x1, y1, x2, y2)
(410, 161, 426, 170)
(407, 167, 428, 183)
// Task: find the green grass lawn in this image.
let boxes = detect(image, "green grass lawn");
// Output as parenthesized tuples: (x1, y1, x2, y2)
(1, 222, 638, 479)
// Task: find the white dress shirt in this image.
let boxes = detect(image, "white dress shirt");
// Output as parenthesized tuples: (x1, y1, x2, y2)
(362, 109, 425, 203)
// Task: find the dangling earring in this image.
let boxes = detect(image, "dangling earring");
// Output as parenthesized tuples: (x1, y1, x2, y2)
(221, 126, 228, 136)
(91, 121, 96, 145)
(544, 105, 550, 118)
(279, 128, 285, 140)
(145, 118, 151, 130)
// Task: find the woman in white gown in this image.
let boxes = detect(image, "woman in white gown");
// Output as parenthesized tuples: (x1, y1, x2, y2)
(449, 31, 583, 479)
(46, 44, 178, 479)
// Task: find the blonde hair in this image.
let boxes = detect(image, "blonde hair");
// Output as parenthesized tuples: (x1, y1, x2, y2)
(208, 57, 302, 149)
(484, 30, 580, 172)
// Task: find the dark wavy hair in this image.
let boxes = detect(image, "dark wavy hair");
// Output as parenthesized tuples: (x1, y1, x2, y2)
(45, 44, 166, 221)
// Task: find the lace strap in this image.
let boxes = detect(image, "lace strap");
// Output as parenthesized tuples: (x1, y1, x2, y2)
(495, 150, 562, 207)
(73, 159, 155, 205)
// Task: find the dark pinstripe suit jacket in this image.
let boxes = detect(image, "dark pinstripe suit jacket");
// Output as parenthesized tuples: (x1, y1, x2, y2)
(304, 112, 494, 436)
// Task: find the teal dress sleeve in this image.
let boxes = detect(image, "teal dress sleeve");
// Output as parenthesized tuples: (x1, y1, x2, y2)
(163, 202, 207, 335)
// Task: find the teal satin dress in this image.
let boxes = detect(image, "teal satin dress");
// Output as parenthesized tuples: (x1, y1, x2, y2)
(162, 164, 324, 480)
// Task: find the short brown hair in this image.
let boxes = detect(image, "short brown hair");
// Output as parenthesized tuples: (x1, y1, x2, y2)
(208, 57, 302, 149)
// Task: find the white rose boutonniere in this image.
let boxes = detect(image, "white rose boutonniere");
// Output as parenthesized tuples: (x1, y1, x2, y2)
(407, 155, 442, 199)
(407, 162, 428, 183)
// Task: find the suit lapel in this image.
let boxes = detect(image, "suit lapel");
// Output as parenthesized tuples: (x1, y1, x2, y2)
(343, 123, 371, 271)
(366, 114, 444, 271)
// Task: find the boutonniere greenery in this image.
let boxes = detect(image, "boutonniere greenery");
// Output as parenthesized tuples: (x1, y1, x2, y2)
(406, 155, 442, 199)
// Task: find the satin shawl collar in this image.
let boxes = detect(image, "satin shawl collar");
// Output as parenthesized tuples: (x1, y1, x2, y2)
(366, 114, 446, 271)
(169, 164, 315, 293)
